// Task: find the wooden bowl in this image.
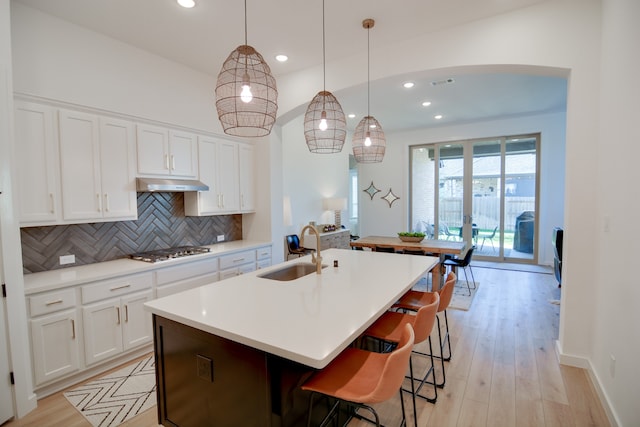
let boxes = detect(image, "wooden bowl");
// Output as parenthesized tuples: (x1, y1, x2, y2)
(398, 235, 424, 243)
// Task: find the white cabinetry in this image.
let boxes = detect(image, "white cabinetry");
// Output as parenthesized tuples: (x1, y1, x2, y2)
(256, 246, 272, 269)
(219, 249, 257, 280)
(185, 136, 239, 215)
(28, 288, 79, 385)
(58, 110, 137, 222)
(155, 258, 219, 298)
(14, 101, 61, 225)
(136, 124, 197, 178)
(81, 273, 153, 366)
(238, 143, 256, 212)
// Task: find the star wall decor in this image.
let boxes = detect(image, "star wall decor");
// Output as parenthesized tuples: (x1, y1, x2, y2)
(363, 181, 380, 200)
(382, 188, 400, 207)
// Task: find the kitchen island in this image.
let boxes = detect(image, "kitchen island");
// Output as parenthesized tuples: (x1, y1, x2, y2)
(144, 248, 438, 426)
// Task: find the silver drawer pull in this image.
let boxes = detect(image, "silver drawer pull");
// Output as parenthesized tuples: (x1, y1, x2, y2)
(45, 299, 63, 306)
(233, 258, 245, 263)
(71, 319, 75, 339)
(110, 284, 131, 291)
(116, 306, 121, 325)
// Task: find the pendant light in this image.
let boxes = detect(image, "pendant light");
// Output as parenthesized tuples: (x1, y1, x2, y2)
(303, 0, 346, 153)
(215, 0, 278, 137)
(352, 18, 386, 163)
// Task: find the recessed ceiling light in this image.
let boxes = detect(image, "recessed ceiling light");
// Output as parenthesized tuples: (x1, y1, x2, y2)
(403, 82, 415, 89)
(348, 113, 356, 119)
(434, 115, 443, 120)
(275, 54, 288, 62)
(177, 0, 195, 8)
(421, 101, 432, 107)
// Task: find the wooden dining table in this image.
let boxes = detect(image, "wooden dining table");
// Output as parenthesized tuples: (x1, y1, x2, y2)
(350, 236, 467, 290)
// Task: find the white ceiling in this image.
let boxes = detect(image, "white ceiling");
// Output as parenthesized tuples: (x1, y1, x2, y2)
(13, 0, 567, 133)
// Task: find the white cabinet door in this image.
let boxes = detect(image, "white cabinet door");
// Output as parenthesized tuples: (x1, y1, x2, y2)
(168, 130, 197, 178)
(185, 137, 239, 215)
(217, 140, 240, 212)
(99, 117, 137, 219)
(82, 299, 123, 366)
(30, 310, 80, 385)
(121, 290, 153, 351)
(58, 109, 102, 221)
(14, 101, 61, 224)
(238, 143, 256, 212)
(136, 125, 197, 178)
(136, 124, 170, 176)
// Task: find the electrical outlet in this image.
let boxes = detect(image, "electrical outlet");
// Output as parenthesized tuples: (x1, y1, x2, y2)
(196, 354, 214, 382)
(59, 254, 75, 265)
(217, 234, 225, 242)
(609, 354, 616, 378)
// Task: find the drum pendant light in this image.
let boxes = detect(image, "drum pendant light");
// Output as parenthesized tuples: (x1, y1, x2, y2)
(215, 0, 278, 137)
(303, 0, 346, 153)
(352, 18, 386, 163)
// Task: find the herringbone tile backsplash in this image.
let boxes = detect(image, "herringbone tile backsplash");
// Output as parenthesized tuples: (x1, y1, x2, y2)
(21, 192, 242, 273)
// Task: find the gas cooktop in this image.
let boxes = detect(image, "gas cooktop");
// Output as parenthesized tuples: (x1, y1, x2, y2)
(129, 246, 211, 263)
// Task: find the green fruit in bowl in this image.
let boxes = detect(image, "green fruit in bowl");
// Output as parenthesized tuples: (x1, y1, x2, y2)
(397, 232, 426, 238)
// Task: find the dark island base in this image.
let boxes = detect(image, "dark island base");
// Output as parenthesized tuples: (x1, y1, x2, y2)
(152, 315, 338, 427)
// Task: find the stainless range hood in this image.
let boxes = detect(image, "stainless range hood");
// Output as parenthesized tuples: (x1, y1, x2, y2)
(136, 177, 209, 192)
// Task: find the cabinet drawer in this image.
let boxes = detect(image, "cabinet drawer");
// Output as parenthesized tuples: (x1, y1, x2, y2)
(81, 272, 152, 304)
(219, 250, 256, 270)
(156, 272, 219, 298)
(29, 289, 77, 317)
(155, 258, 218, 286)
(257, 259, 271, 270)
(256, 246, 272, 260)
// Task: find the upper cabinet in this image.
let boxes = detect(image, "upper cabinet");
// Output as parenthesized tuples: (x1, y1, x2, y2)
(58, 110, 137, 222)
(185, 136, 239, 215)
(136, 124, 197, 178)
(185, 138, 256, 216)
(14, 101, 61, 224)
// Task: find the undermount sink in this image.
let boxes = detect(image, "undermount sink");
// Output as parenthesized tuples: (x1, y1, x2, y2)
(258, 263, 327, 281)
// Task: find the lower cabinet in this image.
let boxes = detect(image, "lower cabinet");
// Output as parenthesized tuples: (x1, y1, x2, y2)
(219, 249, 257, 279)
(83, 289, 153, 366)
(30, 309, 80, 385)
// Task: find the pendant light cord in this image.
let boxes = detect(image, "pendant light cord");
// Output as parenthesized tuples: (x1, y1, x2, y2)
(367, 24, 370, 116)
(244, 0, 248, 45)
(322, 0, 326, 92)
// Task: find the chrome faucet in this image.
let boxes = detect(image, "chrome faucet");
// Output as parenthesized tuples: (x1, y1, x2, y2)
(300, 224, 323, 274)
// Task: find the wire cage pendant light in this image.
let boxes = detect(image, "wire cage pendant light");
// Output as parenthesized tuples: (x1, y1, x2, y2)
(215, 0, 278, 137)
(303, 0, 346, 153)
(352, 18, 386, 163)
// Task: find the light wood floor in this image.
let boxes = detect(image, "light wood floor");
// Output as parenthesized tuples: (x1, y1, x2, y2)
(3, 265, 610, 427)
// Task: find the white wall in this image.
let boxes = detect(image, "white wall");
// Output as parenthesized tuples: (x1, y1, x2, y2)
(590, 1, 640, 426)
(352, 111, 566, 266)
(0, 0, 37, 417)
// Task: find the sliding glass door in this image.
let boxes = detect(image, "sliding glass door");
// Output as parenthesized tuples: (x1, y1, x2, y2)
(410, 134, 539, 263)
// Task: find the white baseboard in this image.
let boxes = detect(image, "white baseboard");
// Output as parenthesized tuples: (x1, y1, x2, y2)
(555, 340, 621, 427)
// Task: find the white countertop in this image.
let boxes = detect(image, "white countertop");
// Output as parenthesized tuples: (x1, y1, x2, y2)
(23, 240, 271, 295)
(144, 249, 438, 369)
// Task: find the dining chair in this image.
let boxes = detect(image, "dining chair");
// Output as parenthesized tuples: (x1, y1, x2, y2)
(441, 246, 476, 295)
(301, 323, 415, 427)
(363, 291, 440, 422)
(393, 272, 456, 389)
(285, 234, 315, 259)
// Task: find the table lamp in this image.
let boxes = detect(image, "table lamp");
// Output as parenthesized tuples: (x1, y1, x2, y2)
(323, 197, 347, 229)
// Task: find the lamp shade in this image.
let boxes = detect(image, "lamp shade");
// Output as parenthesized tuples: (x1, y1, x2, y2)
(323, 197, 347, 211)
(352, 115, 386, 163)
(304, 91, 346, 153)
(215, 45, 278, 137)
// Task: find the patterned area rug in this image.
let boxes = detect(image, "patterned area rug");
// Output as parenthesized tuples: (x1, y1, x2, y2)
(413, 277, 479, 311)
(64, 356, 156, 427)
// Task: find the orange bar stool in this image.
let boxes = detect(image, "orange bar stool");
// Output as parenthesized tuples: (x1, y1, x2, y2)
(393, 272, 456, 389)
(363, 291, 440, 424)
(301, 323, 415, 427)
